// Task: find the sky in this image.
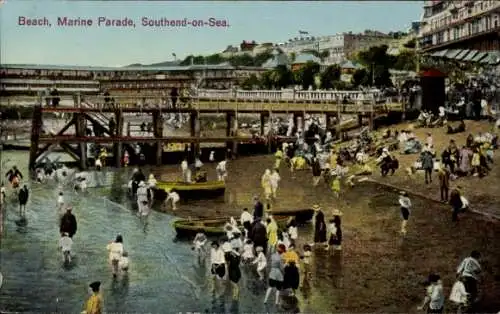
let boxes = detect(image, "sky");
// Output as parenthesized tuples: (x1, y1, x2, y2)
(0, 0, 423, 67)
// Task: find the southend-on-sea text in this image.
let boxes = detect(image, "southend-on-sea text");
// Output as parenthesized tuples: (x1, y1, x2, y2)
(17, 16, 230, 28)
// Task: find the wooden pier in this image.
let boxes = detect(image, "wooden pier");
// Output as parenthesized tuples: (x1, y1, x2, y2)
(28, 92, 403, 170)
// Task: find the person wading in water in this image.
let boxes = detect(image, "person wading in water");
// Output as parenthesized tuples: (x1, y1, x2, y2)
(83, 281, 103, 314)
(18, 185, 29, 218)
(59, 207, 77, 238)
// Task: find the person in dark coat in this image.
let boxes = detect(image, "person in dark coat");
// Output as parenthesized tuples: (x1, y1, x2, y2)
(226, 249, 242, 300)
(313, 205, 327, 246)
(131, 168, 146, 196)
(253, 196, 264, 220)
(250, 218, 267, 254)
(421, 150, 434, 184)
(449, 188, 463, 222)
(18, 185, 29, 217)
(311, 157, 322, 186)
(327, 211, 343, 251)
(60, 207, 78, 238)
(5, 166, 23, 186)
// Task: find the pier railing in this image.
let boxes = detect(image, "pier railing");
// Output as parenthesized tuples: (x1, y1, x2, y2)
(2, 89, 404, 113)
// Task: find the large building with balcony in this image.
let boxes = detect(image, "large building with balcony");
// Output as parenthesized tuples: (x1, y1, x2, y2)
(276, 30, 392, 63)
(418, 0, 500, 52)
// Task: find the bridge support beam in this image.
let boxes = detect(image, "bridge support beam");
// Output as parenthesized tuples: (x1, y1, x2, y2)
(226, 111, 238, 157)
(153, 109, 164, 166)
(75, 113, 87, 170)
(28, 104, 43, 171)
(114, 109, 123, 167)
(293, 112, 304, 132)
(190, 111, 200, 158)
(260, 112, 268, 136)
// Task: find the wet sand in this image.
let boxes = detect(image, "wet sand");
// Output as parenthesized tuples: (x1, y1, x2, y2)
(1, 141, 500, 312)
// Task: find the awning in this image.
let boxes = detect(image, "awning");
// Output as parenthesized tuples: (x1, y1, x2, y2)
(454, 49, 470, 60)
(445, 49, 462, 59)
(471, 52, 488, 62)
(480, 52, 500, 65)
(431, 49, 448, 58)
(462, 50, 479, 61)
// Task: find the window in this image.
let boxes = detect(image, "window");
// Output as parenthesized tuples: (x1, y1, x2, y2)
(494, 14, 499, 28)
(436, 32, 444, 44)
(486, 16, 491, 30)
(453, 27, 459, 40)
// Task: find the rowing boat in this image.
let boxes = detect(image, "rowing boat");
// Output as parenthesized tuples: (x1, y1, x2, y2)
(154, 180, 226, 201)
(173, 216, 289, 238)
(266, 208, 315, 224)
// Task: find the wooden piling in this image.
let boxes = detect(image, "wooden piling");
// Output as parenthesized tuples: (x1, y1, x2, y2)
(190, 111, 200, 155)
(114, 109, 123, 167)
(28, 103, 43, 171)
(75, 113, 87, 169)
(226, 111, 238, 156)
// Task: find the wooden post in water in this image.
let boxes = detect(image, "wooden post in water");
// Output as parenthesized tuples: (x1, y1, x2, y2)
(190, 111, 200, 156)
(152, 109, 164, 166)
(260, 112, 267, 136)
(226, 111, 238, 156)
(114, 109, 123, 167)
(28, 97, 43, 171)
(75, 113, 87, 169)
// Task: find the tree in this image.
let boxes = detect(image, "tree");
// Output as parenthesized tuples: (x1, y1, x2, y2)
(351, 68, 370, 88)
(273, 65, 294, 88)
(294, 61, 320, 90)
(320, 64, 341, 89)
(356, 45, 396, 87)
(289, 52, 296, 63)
(393, 50, 417, 71)
(240, 74, 261, 90)
(260, 71, 274, 89)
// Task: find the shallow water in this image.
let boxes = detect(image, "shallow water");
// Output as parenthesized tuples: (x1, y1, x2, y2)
(1, 151, 499, 313)
(0, 152, 327, 313)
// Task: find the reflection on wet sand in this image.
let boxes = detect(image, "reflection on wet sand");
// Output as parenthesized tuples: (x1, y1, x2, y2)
(0, 151, 500, 313)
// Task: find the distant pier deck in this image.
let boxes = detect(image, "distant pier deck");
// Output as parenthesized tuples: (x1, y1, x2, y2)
(23, 91, 405, 170)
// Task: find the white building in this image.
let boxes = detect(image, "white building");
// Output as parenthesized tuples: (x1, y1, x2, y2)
(276, 31, 392, 64)
(418, 0, 500, 53)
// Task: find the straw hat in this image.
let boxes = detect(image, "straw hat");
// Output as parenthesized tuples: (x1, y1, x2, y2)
(332, 209, 343, 216)
(312, 204, 321, 211)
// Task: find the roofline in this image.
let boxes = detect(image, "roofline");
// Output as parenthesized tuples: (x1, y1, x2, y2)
(0, 63, 237, 71)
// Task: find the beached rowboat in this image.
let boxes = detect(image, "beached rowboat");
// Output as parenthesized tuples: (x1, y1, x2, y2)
(154, 180, 226, 201)
(173, 216, 289, 238)
(266, 208, 315, 224)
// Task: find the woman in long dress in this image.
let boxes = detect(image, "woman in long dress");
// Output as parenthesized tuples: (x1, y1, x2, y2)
(261, 169, 272, 201)
(327, 210, 343, 251)
(264, 244, 285, 305)
(282, 243, 300, 295)
(313, 205, 327, 248)
(266, 216, 278, 253)
(107, 234, 124, 278)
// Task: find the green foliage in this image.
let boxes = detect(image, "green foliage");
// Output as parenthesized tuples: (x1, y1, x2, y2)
(356, 45, 395, 88)
(393, 51, 417, 71)
(240, 74, 261, 90)
(351, 68, 370, 87)
(294, 61, 321, 90)
(179, 51, 273, 67)
(320, 65, 341, 89)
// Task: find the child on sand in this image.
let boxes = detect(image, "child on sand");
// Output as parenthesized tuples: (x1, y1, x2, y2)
(59, 232, 73, 263)
(253, 246, 267, 280)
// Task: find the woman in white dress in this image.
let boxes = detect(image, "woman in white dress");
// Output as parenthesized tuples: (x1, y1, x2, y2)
(107, 234, 124, 278)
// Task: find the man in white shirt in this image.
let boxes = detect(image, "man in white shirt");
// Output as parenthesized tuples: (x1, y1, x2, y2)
(59, 232, 73, 263)
(270, 169, 281, 199)
(426, 133, 433, 149)
(166, 191, 180, 210)
(457, 250, 482, 304)
(398, 191, 411, 236)
(181, 159, 189, 182)
(216, 160, 227, 182)
(240, 208, 253, 237)
(418, 274, 444, 312)
(136, 181, 149, 216)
